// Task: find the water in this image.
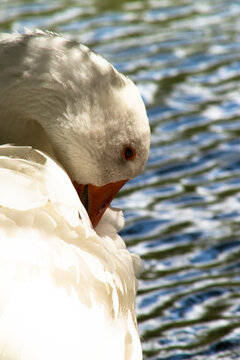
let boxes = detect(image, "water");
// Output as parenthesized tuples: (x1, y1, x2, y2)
(1, 0, 240, 359)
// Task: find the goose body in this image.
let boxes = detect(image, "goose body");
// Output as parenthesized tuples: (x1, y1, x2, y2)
(0, 31, 150, 359)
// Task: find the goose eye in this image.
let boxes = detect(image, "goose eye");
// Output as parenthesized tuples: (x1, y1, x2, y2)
(122, 145, 136, 161)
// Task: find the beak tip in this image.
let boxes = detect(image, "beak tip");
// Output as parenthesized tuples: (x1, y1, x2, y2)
(73, 179, 128, 228)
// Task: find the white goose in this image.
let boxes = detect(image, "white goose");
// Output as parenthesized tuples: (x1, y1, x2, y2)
(0, 30, 150, 360)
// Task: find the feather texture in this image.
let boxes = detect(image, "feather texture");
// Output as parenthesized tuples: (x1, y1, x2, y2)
(0, 146, 142, 360)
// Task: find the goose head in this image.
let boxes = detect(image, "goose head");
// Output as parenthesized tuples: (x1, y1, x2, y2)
(0, 31, 150, 227)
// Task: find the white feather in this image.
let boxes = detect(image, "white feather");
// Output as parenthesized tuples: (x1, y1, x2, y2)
(0, 145, 142, 360)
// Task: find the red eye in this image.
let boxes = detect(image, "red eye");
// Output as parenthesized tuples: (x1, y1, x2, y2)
(122, 145, 136, 161)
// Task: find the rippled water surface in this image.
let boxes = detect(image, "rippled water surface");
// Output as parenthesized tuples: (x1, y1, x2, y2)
(2, 0, 240, 359)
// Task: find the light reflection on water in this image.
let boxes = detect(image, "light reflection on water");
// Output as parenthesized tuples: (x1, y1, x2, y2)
(2, 0, 240, 358)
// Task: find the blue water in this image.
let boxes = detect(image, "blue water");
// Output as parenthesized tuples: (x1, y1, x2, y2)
(1, 0, 240, 359)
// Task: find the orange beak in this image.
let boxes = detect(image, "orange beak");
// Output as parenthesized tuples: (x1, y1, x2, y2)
(73, 180, 127, 228)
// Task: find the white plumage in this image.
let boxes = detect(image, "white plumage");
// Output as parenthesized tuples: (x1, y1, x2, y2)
(0, 31, 150, 359)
